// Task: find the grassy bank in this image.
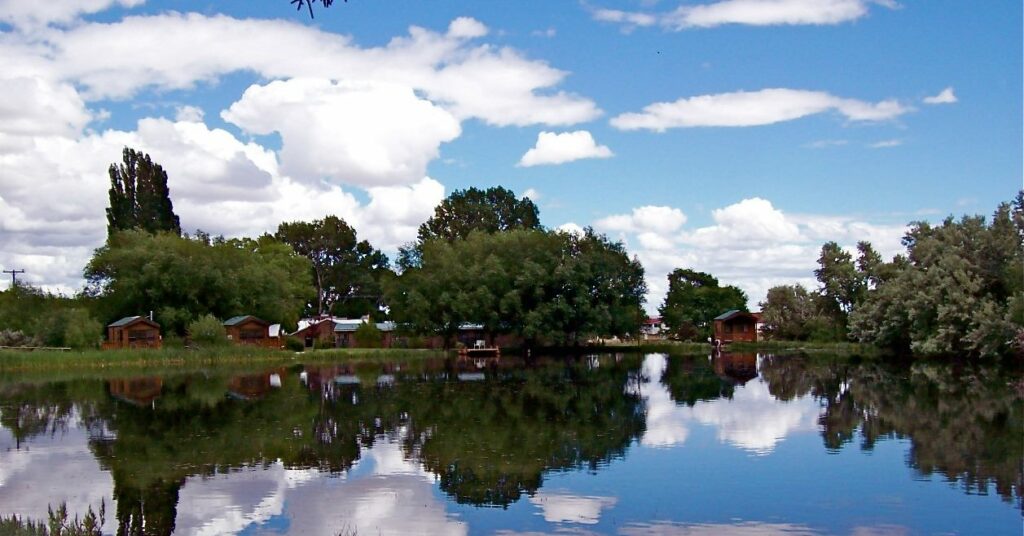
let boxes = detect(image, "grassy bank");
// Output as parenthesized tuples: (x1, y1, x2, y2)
(0, 346, 448, 375)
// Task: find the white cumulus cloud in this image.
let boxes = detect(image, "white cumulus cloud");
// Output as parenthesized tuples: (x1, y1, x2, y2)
(611, 88, 909, 131)
(223, 79, 461, 188)
(517, 130, 613, 167)
(923, 87, 957, 104)
(591, 0, 898, 31)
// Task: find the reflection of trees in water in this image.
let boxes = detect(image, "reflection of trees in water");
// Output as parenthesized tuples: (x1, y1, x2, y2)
(759, 355, 1023, 510)
(0, 356, 647, 531)
(397, 356, 647, 507)
(660, 356, 735, 406)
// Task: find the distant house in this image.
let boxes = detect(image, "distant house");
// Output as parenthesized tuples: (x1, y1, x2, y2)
(102, 316, 162, 350)
(292, 317, 339, 348)
(223, 315, 279, 348)
(641, 317, 665, 339)
(713, 310, 762, 344)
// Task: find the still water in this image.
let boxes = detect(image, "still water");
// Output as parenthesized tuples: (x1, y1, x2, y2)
(0, 353, 1020, 535)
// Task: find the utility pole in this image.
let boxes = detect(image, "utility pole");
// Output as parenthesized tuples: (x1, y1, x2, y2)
(3, 269, 25, 287)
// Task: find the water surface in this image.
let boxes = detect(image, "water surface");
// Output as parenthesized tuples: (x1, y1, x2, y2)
(0, 353, 1020, 535)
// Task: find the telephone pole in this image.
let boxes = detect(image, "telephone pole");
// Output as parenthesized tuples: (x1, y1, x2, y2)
(3, 269, 25, 287)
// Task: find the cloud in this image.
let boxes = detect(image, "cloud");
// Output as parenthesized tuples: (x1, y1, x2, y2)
(869, 139, 903, 148)
(522, 188, 542, 201)
(923, 87, 957, 104)
(591, 0, 898, 31)
(804, 139, 848, 149)
(0, 111, 445, 292)
(595, 198, 907, 310)
(611, 88, 909, 131)
(620, 521, 821, 536)
(0, 0, 144, 29)
(27, 13, 599, 127)
(517, 131, 613, 167)
(3, 14, 602, 291)
(223, 79, 461, 187)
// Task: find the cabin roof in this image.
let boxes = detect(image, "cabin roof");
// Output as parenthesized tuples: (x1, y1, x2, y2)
(108, 316, 158, 328)
(224, 315, 269, 327)
(714, 310, 761, 322)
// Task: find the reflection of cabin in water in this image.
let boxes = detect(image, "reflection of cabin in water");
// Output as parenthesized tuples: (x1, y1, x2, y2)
(712, 352, 759, 385)
(713, 310, 762, 344)
(223, 315, 280, 348)
(227, 370, 284, 400)
(108, 377, 164, 406)
(103, 316, 162, 350)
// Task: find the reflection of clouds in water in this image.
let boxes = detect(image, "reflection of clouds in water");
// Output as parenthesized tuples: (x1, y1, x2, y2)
(620, 521, 821, 535)
(529, 491, 617, 524)
(174, 438, 466, 536)
(0, 426, 114, 532)
(637, 354, 821, 453)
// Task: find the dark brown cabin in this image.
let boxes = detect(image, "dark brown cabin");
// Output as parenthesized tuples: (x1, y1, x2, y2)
(292, 318, 337, 348)
(103, 316, 162, 350)
(224, 315, 279, 348)
(713, 310, 761, 344)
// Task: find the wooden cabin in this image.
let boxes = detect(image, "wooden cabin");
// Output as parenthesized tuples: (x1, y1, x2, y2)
(713, 310, 762, 344)
(223, 315, 279, 348)
(108, 377, 164, 406)
(292, 318, 337, 348)
(103, 316, 162, 350)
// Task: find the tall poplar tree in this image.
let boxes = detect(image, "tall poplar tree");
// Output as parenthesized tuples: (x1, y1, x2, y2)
(106, 147, 181, 238)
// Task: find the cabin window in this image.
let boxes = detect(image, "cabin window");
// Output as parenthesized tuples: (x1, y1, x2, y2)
(128, 329, 154, 341)
(724, 324, 732, 333)
(741, 324, 748, 333)
(241, 329, 263, 340)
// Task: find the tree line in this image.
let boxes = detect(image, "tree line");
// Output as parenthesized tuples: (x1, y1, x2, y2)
(1, 146, 1019, 357)
(759, 193, 1023, 358)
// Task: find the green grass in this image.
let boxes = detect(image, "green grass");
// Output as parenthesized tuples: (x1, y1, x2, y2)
(0, 345, 448, 375)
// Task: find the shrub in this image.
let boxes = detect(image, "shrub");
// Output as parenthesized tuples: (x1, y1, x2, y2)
(284, 337, 305, 352)
(187, 314, 227, 346)
(354, 322, 383, 348)
(0, 329, 41, 347)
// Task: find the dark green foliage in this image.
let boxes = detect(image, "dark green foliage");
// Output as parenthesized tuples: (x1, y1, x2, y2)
(353, 322, 383, 348)
(0, 501, 105, 536)
(84, 230, 314, 335)
(106, 147, 181, 238)
(0, 286, 102, 348)
(848, 196, 1024, 357)
(187, 314, 228, 346)
(388, 228, 645, 347)
(416, 186, 541, 244)
(276, 215, 390, 318)
(658, 269, 747, 341)
(284, 337, 305, 352)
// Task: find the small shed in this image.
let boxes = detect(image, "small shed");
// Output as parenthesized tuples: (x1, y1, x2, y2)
(224, 315, 278, 347)
(713, 310, 761, 344)
(103, 316, 162, 350)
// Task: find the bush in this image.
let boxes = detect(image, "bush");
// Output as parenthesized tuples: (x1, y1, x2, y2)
(284, 337, 305, 352)
(354, 322, 383, 348)
(187, 314, 227, 346)
(38, 308, 102, 349)
(0, 329, 40, 347)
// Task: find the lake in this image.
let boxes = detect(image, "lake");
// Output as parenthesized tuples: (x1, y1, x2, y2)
(0, 353, 1020, 535)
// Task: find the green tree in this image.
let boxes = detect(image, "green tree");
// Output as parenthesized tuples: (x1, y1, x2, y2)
(187, 314, 228, 346)
(387, 228, 645, 347)
(106, 147, 181, 238)
(276, 216, 390, 317)
(850, 195, 1024, 357)
(814, 241, 864, 324)
(759, 284, 818, 341)
(658, 269, 747, 341)
(85, 230, 313, 334)
(417, 186, 540, 243)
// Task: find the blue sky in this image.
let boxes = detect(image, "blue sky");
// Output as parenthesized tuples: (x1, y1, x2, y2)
(0, 0, 1019, 309)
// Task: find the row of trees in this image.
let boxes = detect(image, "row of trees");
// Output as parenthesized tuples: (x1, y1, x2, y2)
(760, 193, 1023, 357)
